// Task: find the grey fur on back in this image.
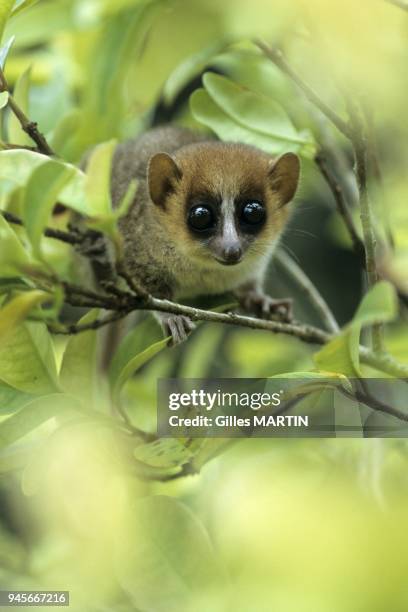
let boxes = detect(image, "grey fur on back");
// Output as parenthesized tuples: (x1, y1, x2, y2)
(110, 126, 209, 207)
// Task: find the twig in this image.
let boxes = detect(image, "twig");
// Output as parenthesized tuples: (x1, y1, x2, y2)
(362, 102, 395, 250)
(345, 96, 384, 351)
(48, 310, 130, 335)
(314, 152, 366, 264)
(1, 210, 84, 245)
(0, 67, 54, 156)
(275, 249, 339, 333)
(257, 41, 384, 352)
(340, 387, 408, 423)
(254, 40, 352, 139)
(358, 347, 408, 379)
(3, 209, 407, 378)
(61, 285, 408, 377)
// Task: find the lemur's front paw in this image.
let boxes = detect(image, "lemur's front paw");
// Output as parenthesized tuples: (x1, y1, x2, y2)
(240, 292, 293, 323)
(160, 314, 196, 346)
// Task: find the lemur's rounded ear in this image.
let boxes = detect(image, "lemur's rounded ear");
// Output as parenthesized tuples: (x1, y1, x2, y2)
(148, 152, 182, 207)
(268, 152, 300, 206)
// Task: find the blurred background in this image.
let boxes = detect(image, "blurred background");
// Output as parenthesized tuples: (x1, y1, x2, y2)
(1, 0, 408, 610)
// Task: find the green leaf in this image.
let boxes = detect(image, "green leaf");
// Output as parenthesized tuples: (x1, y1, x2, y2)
(268, 371, 353, 392)
(22, 159, 75, 258)
(202, 72, 312, 147)
(85, 139, 116, 218)
(163, 39, 229, 106)
(179, 324, 224, 378)
(0, 0, 14, 43)
(83, 140, 137, 243)
(50, 108, 82, 157)
(0, 393, 84, 451)
(314, 282, 398, 376)
(0, 34, 14, 69)
(11, 0, 40, 17)
(0, 381, 34, 415)
(0, 150, 88, 213)
(0, 212, 35, 277)
(314, 329, 358, 377)
(0, 321, 59, 394)
(7, 66, 32, 145)
(0, 290, 49, 341)
(59, 309, 99, 407)
(0, 89, 8, 108)
(191, 88, 307, 157)
(353, 280, 397, 327)
(115, 496, 222, 612)
(109, 316, 168, 402)
(134, 439, 192, 470)
(189, 438, 234, 472)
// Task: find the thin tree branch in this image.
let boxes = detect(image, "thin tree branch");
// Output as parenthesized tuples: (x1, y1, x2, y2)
(48, 310, 130, 335)
(56, 283, 408, 378)
(147, 295, 331, 344)
(256, 41, 385, 352)
(358, 347, 408, 379)
(255, 40, 353, 139)
(345, 96, 384, 351)
(0, 67, 54, 156)
(275, 248, 340, 333)
(1, 210, 84, 245)
(3, 208, 407, 378)
(340, 387, 408, 423)
(314, 152, 366, 264)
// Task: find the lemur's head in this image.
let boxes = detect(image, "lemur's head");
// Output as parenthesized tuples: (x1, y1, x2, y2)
(147, 141, 300, 267)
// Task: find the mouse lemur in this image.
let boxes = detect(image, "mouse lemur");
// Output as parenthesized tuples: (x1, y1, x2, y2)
(102, 126, 300, 344)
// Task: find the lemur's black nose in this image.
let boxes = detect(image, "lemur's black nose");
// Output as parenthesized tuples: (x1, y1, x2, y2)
(222, 244, 242, 264)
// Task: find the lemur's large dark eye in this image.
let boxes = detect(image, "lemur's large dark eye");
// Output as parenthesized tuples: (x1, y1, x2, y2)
(188, 205, 215, 231)
(241, 201, 266, 225)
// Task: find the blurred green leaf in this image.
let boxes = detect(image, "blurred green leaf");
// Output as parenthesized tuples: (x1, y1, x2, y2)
(315, 282, 398, 376)
(0, 34, 14, 68)
(0, 393, 84, 451)
(22, 160, 75, 258)
(179, 324, 224, 378)
(115, 496, 222, 612)
(134, 438, 192, 469)
(268, 371, 353, 392)
(0, 321, 59, 394)
(314, 330, 357, 377)
(0, 290, 49, 341)
(0, 0, 14, 44)
(0, 381, 34, 415)
(50, 108, 82, 158)
(109, 316, 168, 402)
(11, 0, 40, 17)
(191, 88, 311, 156)
(163, 40, 229, 106)
(0, 148, 46, 196)
(84, 139, 137, 242)
(203, 72, 313, 148)
(59, 309, 99, 408)
(4, 0, 73, 49)
(353, 281, 397, 328)
(214, 49, 292, 106)
(85, 139, 116, 218)
(7, 66, 32, 145)
(0, 212, 36, 277)
(0, 89, 8, 108)
(190, 438, 234, 472)
(0, 149, 88, 212)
